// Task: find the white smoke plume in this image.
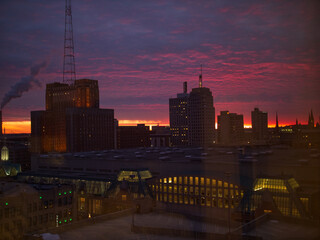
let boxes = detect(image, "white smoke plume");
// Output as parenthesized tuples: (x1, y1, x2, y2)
(1, 61, 47, 109)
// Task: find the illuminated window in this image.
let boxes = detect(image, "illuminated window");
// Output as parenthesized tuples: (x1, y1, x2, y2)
(121, 195, 127, 201)
(212, 188, 217, 197)
(174, 185, 177, 194)
(195, 177, 199, 185)
(184, 196, 188, 204)
(189, 177, 193, 185)
(184, 187, 188, 195)
(173, 177, 177, 184)
(206, 178, 210, 186)
(179, 195, 183, 204)
(163, 186, 167, 192)
(80, 197, 85, 210)
(174, 195, 178, 203)
(195, 187, 199, 195)
(206, 197, 211, 207)
(200, 178, 204, 185)
(184, 177, 188, 185)
(212, 179, 216, 186)
(201, 187, 205, 196)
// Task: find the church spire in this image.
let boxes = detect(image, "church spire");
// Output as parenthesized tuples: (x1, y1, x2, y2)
(308, 109, 314, 128)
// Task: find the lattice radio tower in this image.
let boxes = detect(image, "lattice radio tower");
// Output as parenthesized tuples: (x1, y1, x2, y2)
(63, 0, 76, 84)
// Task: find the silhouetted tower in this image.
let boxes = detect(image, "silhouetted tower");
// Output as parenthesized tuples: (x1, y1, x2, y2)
(199, 64, 203, 88)
(63, 0, 76, 84)
(275, 112, 279, 131)
(308, 109, 314, 128)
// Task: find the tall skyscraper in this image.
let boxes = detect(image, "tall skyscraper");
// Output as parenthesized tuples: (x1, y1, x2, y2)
(251, 107, 268, 144)
(217, 111, 244, 145)
(31, 80, 114, 153)
(31, 2, 114, 153)
(188, 66, 215, 146)
(169, 82, 189, 146)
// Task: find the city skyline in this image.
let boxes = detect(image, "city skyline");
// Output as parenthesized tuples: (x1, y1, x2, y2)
(1, 0, 319, 133)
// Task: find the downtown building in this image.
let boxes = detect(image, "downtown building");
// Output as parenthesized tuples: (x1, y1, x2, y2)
(31, 79, 114, 153)
(217, 111, 244, 145)
(169, 82, 189, 146)
(169, 69, 215, 147)
(251, 107, 268, 144)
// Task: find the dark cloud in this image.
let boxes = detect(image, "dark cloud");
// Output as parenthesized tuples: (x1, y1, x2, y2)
(0, 0, 319, 125)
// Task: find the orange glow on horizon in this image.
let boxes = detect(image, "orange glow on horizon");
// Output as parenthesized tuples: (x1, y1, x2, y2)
(3, 121, 31, 134)
(1, 120, 299, 134)
(118, 120, 169, 127)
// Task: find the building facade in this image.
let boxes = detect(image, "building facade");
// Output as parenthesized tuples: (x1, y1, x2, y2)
(0, 181, 76, 240)
(116, 124, 150, 149)
(251, 108, 268, 144)
(31, 79, 114, 153)
(217, 111, 244, 145)
(169, 82, 189, 146)
(188, 87, 215, 146)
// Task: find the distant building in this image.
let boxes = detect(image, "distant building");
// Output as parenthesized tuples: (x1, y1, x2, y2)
(251, 108, 268, 144)
(117, 124, 150, 149)
(66, 108, 114, 152)
(217, 111, 244, 145)
(169, 82, 189, 146)
(188, 67, 215, 146)
(31, 79, 114, 153)
(188, 86, 215, 146)
(150, 126, 171, 147)
(169, 67, 215, 147)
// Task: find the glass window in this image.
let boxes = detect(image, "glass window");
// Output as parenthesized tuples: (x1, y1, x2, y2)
(200, 177, 205, 185)
(190, 177, 194, 185)
(184, 177, 188, 185)
(206, 178, 211, 186)
(195, 177, 198, 185)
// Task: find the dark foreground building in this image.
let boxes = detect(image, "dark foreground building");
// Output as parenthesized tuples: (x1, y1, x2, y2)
(31, 79, 114, 153)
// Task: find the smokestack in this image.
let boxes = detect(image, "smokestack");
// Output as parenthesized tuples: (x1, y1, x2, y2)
(1, 61, 46, 109)
(183, 82, 187, 94)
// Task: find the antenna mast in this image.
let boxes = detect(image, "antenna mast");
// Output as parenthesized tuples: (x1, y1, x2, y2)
(63, 0, 76, 84)
(199, 64, 203, 88)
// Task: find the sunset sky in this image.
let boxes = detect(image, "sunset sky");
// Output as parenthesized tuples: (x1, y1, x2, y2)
(0, 0, 319, 133)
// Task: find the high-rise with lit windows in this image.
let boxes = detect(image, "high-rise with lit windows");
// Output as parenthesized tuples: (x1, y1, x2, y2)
(188, 67, 215, 146)
(170, 67, 215, 147)
(31, 79, 114, 153)
(169, 82, 189, 146)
